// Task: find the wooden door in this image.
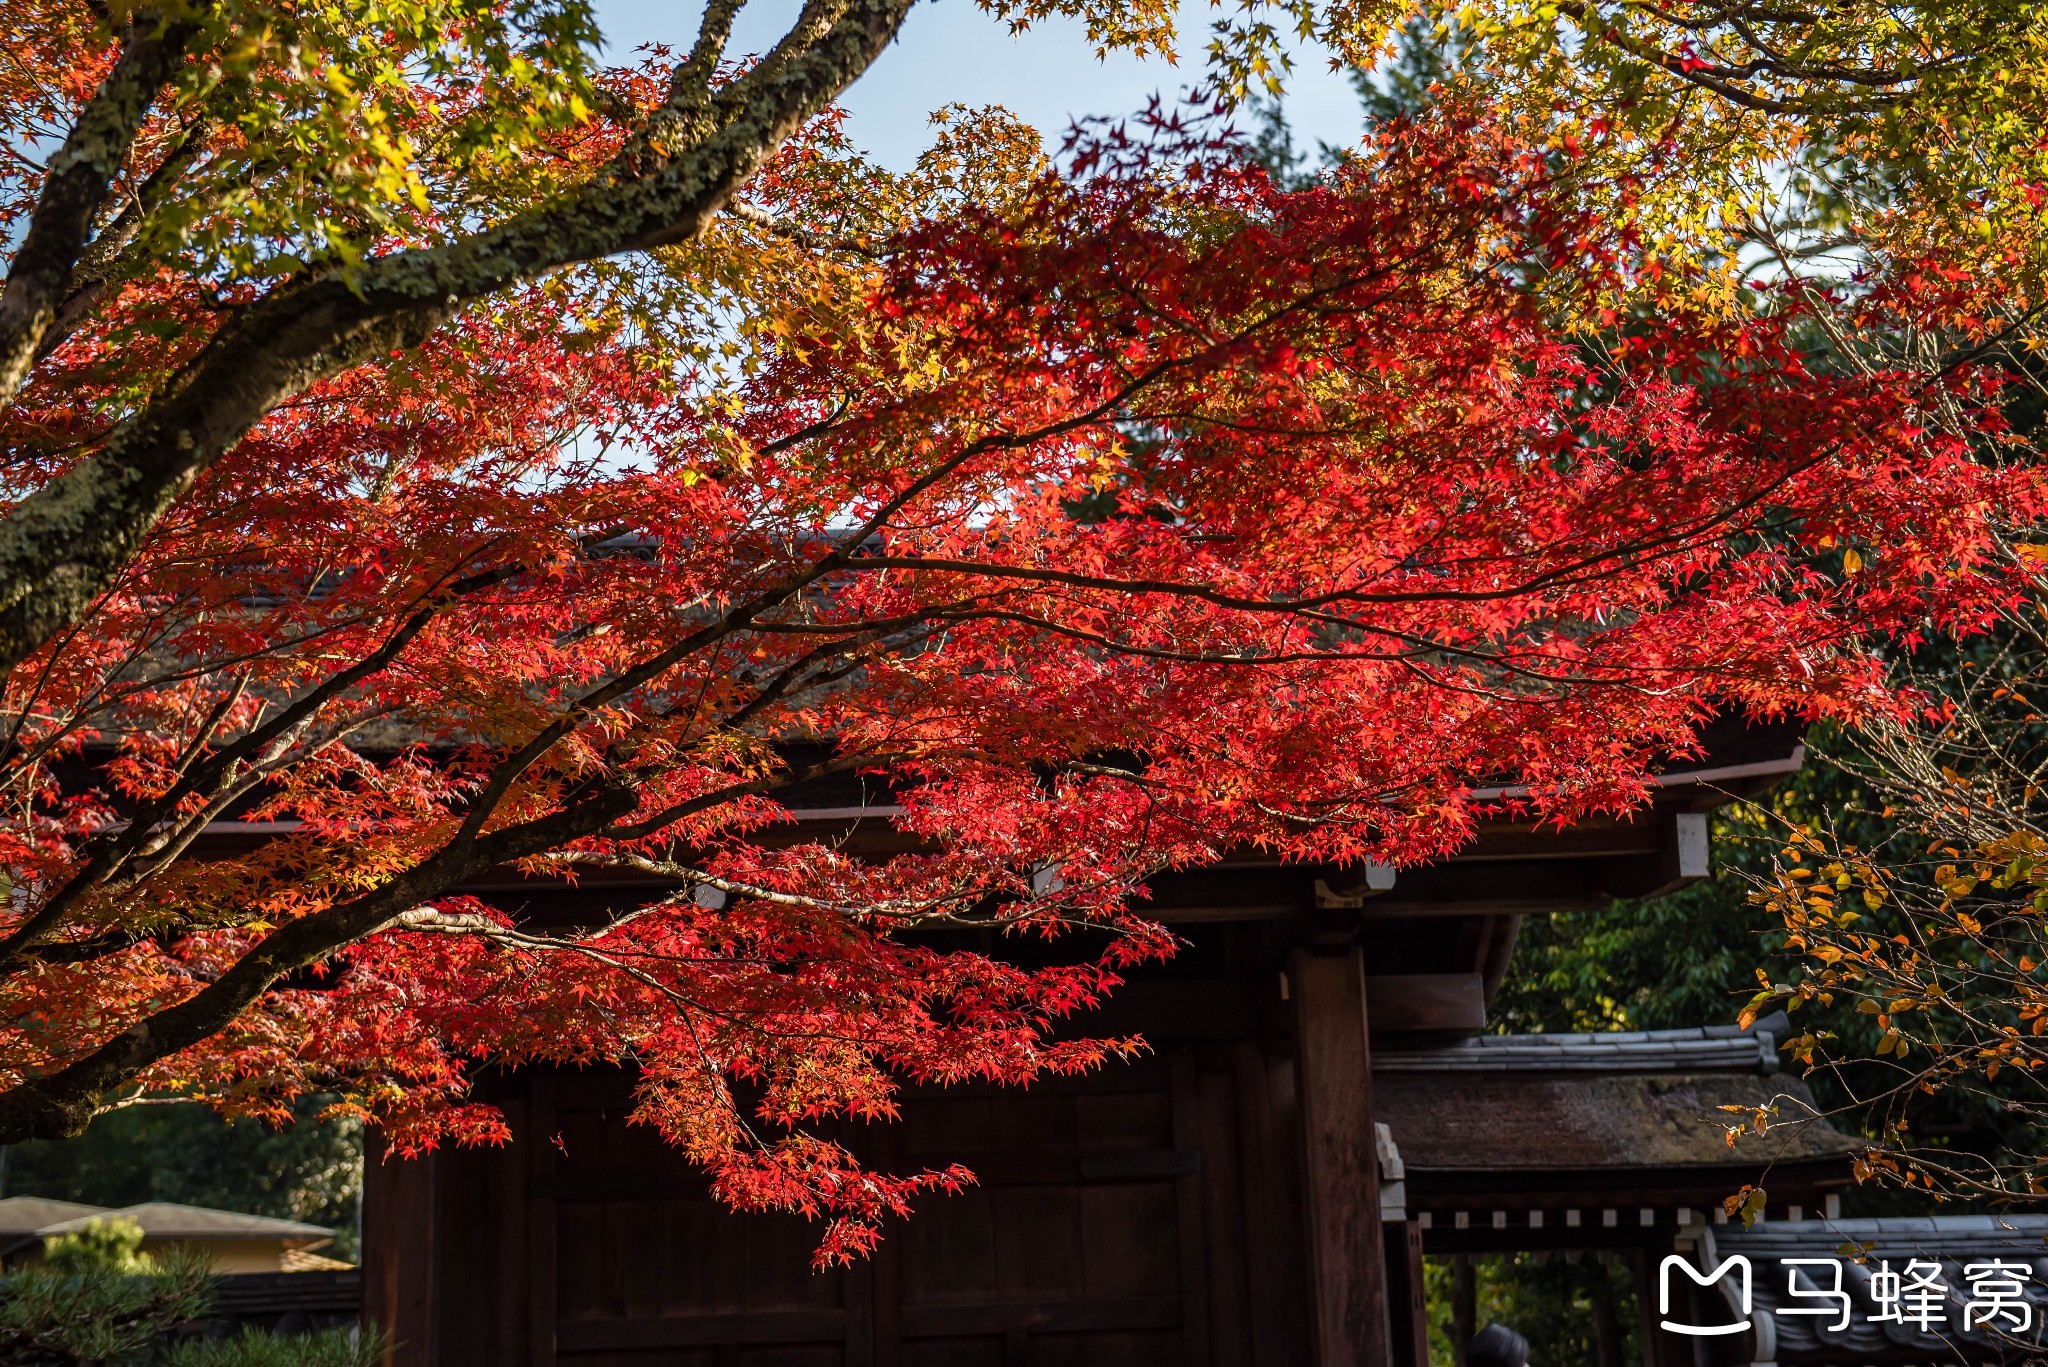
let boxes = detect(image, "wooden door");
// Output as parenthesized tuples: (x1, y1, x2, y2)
(880, 1060, 1205, 1366)
(415, 1051, 1310, 1367)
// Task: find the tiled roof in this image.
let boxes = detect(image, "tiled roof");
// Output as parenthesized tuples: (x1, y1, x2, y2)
(1722, 1213, 2048, 1257)
(1377, 1069, 1856, 1173)
(37, 1202, 331, 1244)
(1374, 1013, 1787, 1076)
(0, 1196, 109, 1236)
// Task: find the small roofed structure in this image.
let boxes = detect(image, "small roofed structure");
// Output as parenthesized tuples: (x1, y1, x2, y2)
(1674, 1215, 2048, 1364)
(1376, 1013, 1863, 1240)
(1369, 1015, 1864, 1367)
(0, 1195, 109, 1259)
(1, 1199, 344, 1273)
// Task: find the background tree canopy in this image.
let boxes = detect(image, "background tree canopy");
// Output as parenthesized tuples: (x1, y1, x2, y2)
(1, 1099, 361, 1260)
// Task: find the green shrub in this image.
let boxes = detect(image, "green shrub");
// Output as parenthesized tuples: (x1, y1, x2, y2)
(157, 1327, 380, 1367)
(40, 1220, 153, 1278)
(0, 1217, 368, 1366)
(0, 1248, 213, 1365)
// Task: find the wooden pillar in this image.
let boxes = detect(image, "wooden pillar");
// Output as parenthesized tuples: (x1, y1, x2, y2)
(1291, 947, 1391, 1367)
(1169, 1057, 1214, 1364)
(527, 1072, 559, 1367)
(1629, 1247, 1689, 1367)
(362, 1144, 439, 1367)
(871, 1114, 903, 1367)
(1232, 1045, 1311, 1366)
(1450, 1256, 1475, 1366)
(1592, 1284, 1624, 1367)
(1382, 1221, 1430, 1367)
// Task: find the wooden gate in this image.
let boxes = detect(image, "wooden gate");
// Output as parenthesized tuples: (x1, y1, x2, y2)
(375, 1049, 1314, 1367)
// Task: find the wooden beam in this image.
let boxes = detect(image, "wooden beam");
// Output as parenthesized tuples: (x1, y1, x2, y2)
(872, 1118, 903, 1367)
(489, 1101, 531, 1366)
(898, 1297, 1184, 1337)
(1630, 1247, 1690, 1367)
(1199, 1065, 1254, 1366)
(1171, 1058, 1213, 1366)
(1232, 1045, 1312, 1366)
(1455, 816, 1663, 862)
(1291, 947, 1392, 1367)
(556, 1310, 848, 1351)
(1600, 811, 1714, 899)
(1363, 896, 1603, 920)
(526, 1072, 558, 1367)
(1383, 1221, 1430, 1367)
(361, 1144, 437, 1367)
(1363, 974, 1485, 1033)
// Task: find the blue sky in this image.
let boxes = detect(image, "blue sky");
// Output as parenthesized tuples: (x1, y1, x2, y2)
(593, 1, 1369, 170)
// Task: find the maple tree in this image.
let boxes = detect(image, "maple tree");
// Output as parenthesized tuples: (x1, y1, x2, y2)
(0, 0, 2042, 1260)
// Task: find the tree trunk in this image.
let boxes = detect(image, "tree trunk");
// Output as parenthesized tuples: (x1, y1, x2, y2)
(1592, 1276, 1623, 1367)
(1450, 1255, 1475, 1367)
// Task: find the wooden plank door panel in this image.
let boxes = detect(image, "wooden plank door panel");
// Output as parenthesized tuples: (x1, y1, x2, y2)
(432, 1052, 1287, 1367)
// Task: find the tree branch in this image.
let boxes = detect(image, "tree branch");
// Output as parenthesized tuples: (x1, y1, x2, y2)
(0, 0, 915, 676)
(32, 114, 219, 366)
(0, 781, 640, 1143)
(0, 10, 194, 407)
